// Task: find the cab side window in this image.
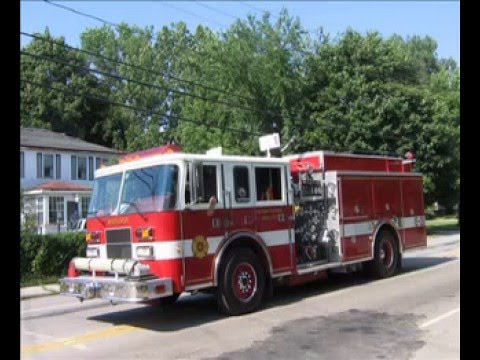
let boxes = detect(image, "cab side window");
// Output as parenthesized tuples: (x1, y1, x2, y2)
(199, 165, 217, 203)
(255, 167, 282, 201)
(234, 166, 250, 202)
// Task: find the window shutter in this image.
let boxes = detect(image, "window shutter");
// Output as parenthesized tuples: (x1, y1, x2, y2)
(36, 153, 42, 179)
(71, 156, 77, 180)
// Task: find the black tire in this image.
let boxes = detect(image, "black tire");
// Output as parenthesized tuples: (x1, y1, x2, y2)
(366, 229, 399, 279)
(146, 293, 180, 307)
(218, 248, 265, 316)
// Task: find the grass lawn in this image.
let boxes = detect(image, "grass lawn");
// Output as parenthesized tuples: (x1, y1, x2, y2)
(426, 216, 459, 234)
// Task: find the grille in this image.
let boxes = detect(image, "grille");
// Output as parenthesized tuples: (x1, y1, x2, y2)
(105, 228, 132, 258)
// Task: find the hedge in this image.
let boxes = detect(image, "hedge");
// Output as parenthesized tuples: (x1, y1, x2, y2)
(20, 231, 87, 283)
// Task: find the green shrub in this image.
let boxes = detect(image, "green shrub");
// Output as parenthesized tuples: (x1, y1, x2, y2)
(20, 231, 43, 282)
(425, 206, 436, 220)
(20, 232, 86, 282)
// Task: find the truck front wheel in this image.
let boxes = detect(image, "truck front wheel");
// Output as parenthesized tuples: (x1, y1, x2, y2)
(218, 248, 265, 316)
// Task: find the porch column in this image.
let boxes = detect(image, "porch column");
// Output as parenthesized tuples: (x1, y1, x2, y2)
(42, 195, 48, 234)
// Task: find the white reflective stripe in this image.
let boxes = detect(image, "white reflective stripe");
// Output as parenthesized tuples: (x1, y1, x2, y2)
(343, 221, 375, 237)
(129, 230, 291, 261)
(400, 216, 426, 229)
(132, 241, 184, 260)
(260, 229, 291, 247)
(183, 236, 223, 258)
(343, 216, 426, 237)
(131, 236, 224, 260)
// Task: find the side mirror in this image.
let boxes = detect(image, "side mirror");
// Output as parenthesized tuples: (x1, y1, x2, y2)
(207, 197, 217, 216)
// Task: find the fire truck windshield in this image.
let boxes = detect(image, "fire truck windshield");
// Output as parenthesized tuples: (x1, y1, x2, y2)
(88, 173, 122, 217)
(119, 164, 178, 214)
(88, 164, 179, 217)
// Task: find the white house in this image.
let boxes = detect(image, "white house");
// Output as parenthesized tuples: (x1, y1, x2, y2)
(20, 128, 122, 234)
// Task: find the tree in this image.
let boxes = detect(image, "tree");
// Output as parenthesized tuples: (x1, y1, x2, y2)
(21, 28, 111, 146)
(301, 29, 459, 208)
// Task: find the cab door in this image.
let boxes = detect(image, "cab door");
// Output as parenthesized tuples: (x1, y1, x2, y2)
(181, 161, 225, 288)
(223, 163, 256, 234)
(252, 164, 293, 274)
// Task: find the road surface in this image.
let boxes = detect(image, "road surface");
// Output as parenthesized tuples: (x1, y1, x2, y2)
(21, 231, 460, 359)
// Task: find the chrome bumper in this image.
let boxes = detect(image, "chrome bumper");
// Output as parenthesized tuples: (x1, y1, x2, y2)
(59, 276, 173, 303)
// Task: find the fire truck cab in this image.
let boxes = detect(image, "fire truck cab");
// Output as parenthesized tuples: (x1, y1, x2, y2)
(60, 144, 426, 315)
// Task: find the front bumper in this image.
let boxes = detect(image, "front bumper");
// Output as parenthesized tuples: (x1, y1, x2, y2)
(59, 275, 173, 303)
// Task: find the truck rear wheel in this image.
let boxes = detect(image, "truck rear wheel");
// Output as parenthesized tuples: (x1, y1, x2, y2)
(366, 229, 399, 279)
(218, 248, 265, 316)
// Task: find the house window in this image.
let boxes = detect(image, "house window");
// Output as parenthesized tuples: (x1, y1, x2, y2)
(37, 153, 42, 178)
(71, 156, 77, 180)
(96, 157, 109, 170)
(55, 154, 61, 179)
(81, 196, 91, 218)
(49, 196, 64, 224)
(255, 167, 282, 201)
(20, 152, 24, 178)
(43, 154, 54, 178)
(88, 157, 94, 180)
(77, 157, 87, 180)
(234, 166, 250, 202)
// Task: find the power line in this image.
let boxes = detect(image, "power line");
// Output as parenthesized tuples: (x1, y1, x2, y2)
(194, 1, 238, 21)
(20, 78, 263, 137)
(21, 31, 257, 103)
(43, 0, 120, 27)
(21, 48, 290, 121)
(159, 1, 228, 29)
(21, 46, 410, 147)
(238, 1, 322, 36)
(239, 1, 280, 20)
(21, 77, 396, 156)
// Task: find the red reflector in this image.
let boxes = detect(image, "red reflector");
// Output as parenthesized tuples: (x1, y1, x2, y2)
(136, 227, 154, 241)
(155, 284, 166, 294)
(86, 231, 100, 244)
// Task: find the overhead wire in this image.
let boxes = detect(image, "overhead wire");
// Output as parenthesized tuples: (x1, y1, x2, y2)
(20, 78, 263, 137)
(20, 45, 294, 121)
(21, 31, 257, 104)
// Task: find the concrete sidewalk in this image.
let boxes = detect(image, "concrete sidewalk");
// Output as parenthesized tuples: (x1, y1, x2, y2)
(21, 283, 60, 300)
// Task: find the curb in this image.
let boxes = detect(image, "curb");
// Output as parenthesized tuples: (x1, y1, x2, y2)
(20, 285, 60, 300)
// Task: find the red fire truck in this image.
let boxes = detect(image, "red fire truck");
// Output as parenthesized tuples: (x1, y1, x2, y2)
(60, 139, 426, 315)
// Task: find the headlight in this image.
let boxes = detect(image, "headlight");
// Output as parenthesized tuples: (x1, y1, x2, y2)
(86, 247, 99, 258)
(136, 246, 154, 258)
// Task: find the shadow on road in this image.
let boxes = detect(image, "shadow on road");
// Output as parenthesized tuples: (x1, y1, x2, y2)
(88, 256, 457, 332)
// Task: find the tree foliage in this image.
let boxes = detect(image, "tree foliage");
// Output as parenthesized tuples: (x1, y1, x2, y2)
(20, 11, 459, 209)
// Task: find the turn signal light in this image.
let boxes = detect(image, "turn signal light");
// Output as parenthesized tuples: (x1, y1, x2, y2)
(86, 231, 101, 244)
(136, 227, 154, 241)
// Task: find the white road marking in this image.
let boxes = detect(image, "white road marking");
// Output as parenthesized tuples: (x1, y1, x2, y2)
(420, 307, 460, 329)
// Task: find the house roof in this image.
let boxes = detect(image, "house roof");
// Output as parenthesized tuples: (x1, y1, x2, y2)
(26, 181, 92, 192)
(20, 128, 122, 154)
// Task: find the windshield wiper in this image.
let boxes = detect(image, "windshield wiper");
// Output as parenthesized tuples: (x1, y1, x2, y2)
(121, 201, 148, 221)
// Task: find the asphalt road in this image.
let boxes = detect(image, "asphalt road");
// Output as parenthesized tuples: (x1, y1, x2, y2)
(21, 231, 460, 360)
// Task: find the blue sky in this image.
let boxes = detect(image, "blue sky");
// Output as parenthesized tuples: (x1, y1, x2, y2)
(20, 1, 460, 64)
